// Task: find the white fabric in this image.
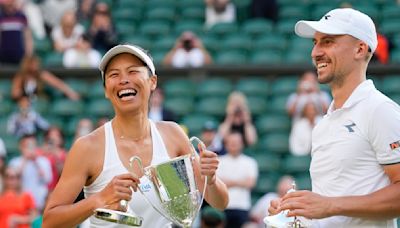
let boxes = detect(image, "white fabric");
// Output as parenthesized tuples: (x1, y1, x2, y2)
(63, 48, 101, 68)
(170, 48, 206, 68)
(205, 3, 236, 28)
(84, 120, 172, 228)
(310, 80, 400, 228)
(250, 192, 278, 227)
(51, 23, 85, 50)
(40, 0, 77, 28)
(217, 154, 258, 210)
(295, 8, 377, 52)
(289, 116, 321, 156)
(9, 155, 52, 210)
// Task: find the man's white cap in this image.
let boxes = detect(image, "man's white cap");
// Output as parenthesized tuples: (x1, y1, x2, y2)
(99, 44, 156, 78)
(295, 8, 377, 53)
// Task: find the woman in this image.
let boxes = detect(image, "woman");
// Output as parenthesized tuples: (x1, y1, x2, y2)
(11, 55, 80, 101)
(0, 166, 38, 228)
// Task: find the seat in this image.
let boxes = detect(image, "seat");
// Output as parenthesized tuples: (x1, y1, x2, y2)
(145, 0, 177, 9)
(311, 4, 339, 19)
(288, 37, 313, 53)
(207, 22, 239, 39)
(0, 79, 11, 100)
(33, 37, 52, 59)
(32, 98, 50, 114)
(145, 7, 176, 22)
(390, 49, 400, 63)
(275, 19, 297, 36)
(255, 114, 291, 135)
(179, 6, 205, 22)
(250, 51, 283, 64)
(235, 77, 270, 97)
(253, 153, 281, 173)
(0, 98, 13, 117)
(65, 79, 89, 99)
(270, 77, 298, 96)
(174, 20, 204, 36)
(382, 75, 400, 96)
(163, 78, 196, 98)
(197, 78, 233, 98)
(294, 173, 312, 190)
(87, 80, 105, 99)
(51, 99, 84, 117)
(380, 19, 400, 36)
(164, 97, 194, 119)
(215, 50, 247, 65)
(247, 96, 268, 117)
(279, 5, 309, 20)
(181, 114, 218, 136)
(253, 173, 280, 194)
(150, 50, 166, 65)
(253, 34, 287, 52)
(282, 155, 311, 174)
(2, 135, 20, 159)
(258, 133, 290, 155)
(241, 19, 274, 38)
(0, 116, 9, 137)
(138, 21, 171, 40)
(43, 52, 64, 67)
(121, 34, 152, 51)
(266, 95, 290, 115)
(381, 5, 400, 20)
(117, 0, 144, 9)
(196, 97, 227, 120)
(201, 35, 221, 55)
(112, 8, 142, 25)
(285, 50, 311, 64)
(87, 98, 114, 118)
(220, 34, 252, 54)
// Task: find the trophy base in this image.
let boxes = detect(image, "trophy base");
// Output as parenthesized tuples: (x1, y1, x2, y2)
(94, 208, 143, 227)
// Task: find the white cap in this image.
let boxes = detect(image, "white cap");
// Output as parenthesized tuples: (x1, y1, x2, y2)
(295, 8, 377, 53)
(99, 44, 155, 78)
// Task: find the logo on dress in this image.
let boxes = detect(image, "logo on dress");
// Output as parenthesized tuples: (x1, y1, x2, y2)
(344, 122, 356, 132)
(390, 141, 400, 150)
(140, 183, 152, 192)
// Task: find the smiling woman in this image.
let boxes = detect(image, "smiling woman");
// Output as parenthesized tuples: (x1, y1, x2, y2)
(42, 44, 229, 228)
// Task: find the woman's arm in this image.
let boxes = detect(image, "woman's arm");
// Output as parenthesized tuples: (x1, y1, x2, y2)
(40, 70, 80, 100)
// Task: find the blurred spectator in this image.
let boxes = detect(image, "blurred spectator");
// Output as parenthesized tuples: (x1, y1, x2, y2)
(163, 31, 212, 68)
(0, 0, 33, 65)
(205, 0, 236, 29)
(248, 175, 294, 227)
(372, 32, 390, 64)
(9, 135, 52, 211)
(217, 132, 258, 228)
(86, 2, 117, 53)
(36, 126, 67, 191)
(76, 0, 96, 24)
(7, 95, 50, 138)
(219, 91, 257, 147)
(0, 166, 38, 228)
(200, 120, 225, 155)
(0, 138, 6, 157)
(73, 118, 94, 141)
(250, 0, 278, 22)
(148, 88, 177, 122)
(201, 206, 226, 228)
(0, 155, 5, 192)
(63, 34, 101, 68)
(51, 9, 85, 53)
(95, 116, 109, 128)
(11, 55, 81, 101)
(18, 0, 46, 39)
(289, 101, 322, 156)
(286, 71, 331, 123)
(40, 0, 77, 34)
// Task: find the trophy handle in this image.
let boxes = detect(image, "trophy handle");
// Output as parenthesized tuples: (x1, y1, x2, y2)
(189, 136, 208, 215)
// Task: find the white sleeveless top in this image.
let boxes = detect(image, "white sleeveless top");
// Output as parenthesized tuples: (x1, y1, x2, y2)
(84, 120, 172, 227)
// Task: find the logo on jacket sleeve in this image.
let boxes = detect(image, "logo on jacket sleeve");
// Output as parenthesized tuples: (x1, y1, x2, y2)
(390, 140, 400, 150)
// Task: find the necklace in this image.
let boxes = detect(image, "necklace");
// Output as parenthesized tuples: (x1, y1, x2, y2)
(116, 121, 149, 142)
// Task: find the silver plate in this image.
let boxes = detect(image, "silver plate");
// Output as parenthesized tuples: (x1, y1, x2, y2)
(94, 208, 143, 227)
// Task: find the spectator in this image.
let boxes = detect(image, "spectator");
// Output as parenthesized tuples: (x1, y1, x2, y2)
(0, 0, 33, 65)
(205, 0, 236, 29)
(163, 31, 213, 68)
(18, 0, 46, 40)
(286, 71, 331, 123)
(76, 0, 96, 24)
(217, 132, 258, 228)
(200, 120, 225, 155)
(219, 91, 257, 147)
(0, 166, 38, 228)
(86, 2, 117, 53)
(289, 101, 322, 156)
(73, 118, 93, 141)
(36, 126, 67, 191)
(201, 206, 226, 228)
(11, 55, 81, 101)
(148, 88, 177, 122)
(7, 96, 50, 138)
(9, 134, 52, 211)
(63, 34, 101, 68)
(372, 32, 390, 64)
(248, 175, 294, 227)
(0, 138, 6, 158)
(0, 155, 5, 192)
(40, 0, 77, 34)
(250, 0, 278, 22)
(51, 9, 85, 53)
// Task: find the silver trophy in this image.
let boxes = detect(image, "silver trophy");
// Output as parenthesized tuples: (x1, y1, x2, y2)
(128, 136, 207, 228)
(263, 182, 310, 228)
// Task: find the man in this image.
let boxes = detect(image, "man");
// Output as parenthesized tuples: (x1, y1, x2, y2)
(268, 8, 400, 227)
(42, 44, 229, 227)
(148, 88, 177, 122)
(217, 132, 258, 228)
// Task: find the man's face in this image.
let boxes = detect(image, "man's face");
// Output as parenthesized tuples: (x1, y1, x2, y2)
(311, 32, 361, 87)
(103, 53, 157, 114)
(225, 133, 243, 156)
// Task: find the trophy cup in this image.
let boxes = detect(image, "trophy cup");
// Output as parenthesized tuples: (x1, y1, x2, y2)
(128, 136, 207, 228)
(263, 182, 310, 228)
